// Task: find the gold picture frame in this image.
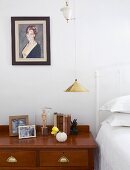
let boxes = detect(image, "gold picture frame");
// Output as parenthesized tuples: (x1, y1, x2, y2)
(9, 115, 29, 136)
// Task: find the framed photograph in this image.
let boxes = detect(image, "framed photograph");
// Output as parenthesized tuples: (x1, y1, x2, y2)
(11, 17, 51, 65)
(9, 115, 29, 136)
(18, 125, 36, 139)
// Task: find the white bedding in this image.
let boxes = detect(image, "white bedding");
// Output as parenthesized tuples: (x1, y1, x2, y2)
(96, 122, 130, 170)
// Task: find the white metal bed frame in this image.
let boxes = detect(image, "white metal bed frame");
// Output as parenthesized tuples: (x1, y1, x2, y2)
(95, 65, 130, 132)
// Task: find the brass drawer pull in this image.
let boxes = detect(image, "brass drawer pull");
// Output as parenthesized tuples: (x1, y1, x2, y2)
(58, 156, 69, 163)
(6, 156, 17, 163)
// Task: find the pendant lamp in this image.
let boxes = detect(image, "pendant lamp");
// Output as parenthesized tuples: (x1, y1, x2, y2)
(65, 79, 88, 92)
(61, 1, 88, 92)
(60, 2, 72, 23)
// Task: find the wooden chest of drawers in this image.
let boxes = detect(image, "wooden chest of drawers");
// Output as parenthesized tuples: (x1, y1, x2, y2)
(0, 125, 97, 170)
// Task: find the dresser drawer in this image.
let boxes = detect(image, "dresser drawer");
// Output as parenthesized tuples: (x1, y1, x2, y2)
(40, 149, 88, 167)
(41, 167, 88, 170)
(0, 150, 36, 167)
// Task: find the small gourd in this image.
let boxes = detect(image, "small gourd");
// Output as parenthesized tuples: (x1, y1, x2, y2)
(56, 132, 67, 142)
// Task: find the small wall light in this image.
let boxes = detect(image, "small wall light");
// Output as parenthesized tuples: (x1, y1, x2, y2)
(60, 1, 72, 23)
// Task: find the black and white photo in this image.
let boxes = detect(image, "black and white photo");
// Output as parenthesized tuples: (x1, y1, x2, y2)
(18, 125, 36, 139)
(9, 115, 29, 136)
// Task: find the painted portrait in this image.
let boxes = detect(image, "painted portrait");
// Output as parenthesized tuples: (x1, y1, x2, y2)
(11, 17, 51, 65)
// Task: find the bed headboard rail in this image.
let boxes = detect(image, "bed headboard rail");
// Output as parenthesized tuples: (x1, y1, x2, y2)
(95, 65, 130, 132)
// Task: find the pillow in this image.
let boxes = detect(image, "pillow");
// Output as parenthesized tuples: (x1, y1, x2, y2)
(100, 95, 130, 113)
(102, 113, 130, 127)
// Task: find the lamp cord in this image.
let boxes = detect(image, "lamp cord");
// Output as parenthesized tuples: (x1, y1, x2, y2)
(74, 0, 77, 80)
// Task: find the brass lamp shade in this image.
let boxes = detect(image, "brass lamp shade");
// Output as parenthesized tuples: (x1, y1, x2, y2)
(65, 79, 88, 92)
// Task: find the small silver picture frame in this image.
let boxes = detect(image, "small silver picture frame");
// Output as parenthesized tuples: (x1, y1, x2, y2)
(18, 125, 36, 139)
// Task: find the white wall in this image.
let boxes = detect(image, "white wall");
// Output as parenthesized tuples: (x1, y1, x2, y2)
(0, 0, 130, 135)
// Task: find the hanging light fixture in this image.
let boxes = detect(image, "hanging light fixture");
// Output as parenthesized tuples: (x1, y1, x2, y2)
(65, 79, 88, 92)
(60, 1, 72, 23)
(61, 0, 88, 92)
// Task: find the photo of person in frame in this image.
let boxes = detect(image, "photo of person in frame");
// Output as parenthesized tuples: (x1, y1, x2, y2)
(11, 17, 51, 65)
(18, 125, 36, 139)
(22, 25, 41, 58)
(12, 118, 26, 134)
(19, 126, 29, 138)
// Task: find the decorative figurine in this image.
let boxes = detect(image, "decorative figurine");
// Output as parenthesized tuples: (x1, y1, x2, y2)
(70, 119, 78, 135)
(42, 111, 47, 128)
(41, 110, 48, 135)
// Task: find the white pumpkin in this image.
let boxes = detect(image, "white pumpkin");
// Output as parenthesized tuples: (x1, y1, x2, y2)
(56, 132, 67, 142)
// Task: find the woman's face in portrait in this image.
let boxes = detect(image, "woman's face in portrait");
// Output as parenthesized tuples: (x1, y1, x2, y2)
(26, 29, 35, 42)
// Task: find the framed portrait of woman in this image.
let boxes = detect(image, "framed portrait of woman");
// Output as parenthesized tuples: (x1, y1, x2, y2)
(11, 17, 51, 65)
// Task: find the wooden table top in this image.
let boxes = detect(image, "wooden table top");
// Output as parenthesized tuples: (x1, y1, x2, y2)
(0, 125, 97, 149)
